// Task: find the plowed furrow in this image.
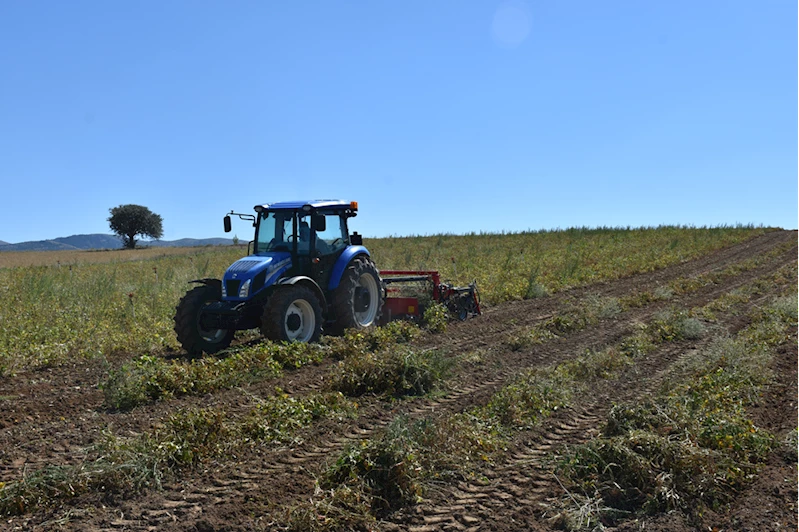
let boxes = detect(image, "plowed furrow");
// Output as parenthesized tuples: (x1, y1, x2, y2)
(77, 264, 799, 531)
(111, 375, 520, 530)
(394, 289, 770, 531)
(5, 231, 794, 532)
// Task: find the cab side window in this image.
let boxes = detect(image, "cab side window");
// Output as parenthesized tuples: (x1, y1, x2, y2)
(315, 214, 347, 254)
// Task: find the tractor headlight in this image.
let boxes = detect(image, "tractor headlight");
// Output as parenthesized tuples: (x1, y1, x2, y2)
(238, 279, 251, 298)
(221, 283, 227, 297)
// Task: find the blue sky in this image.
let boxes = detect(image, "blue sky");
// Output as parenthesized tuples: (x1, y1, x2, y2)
(1, 1, 796, 243)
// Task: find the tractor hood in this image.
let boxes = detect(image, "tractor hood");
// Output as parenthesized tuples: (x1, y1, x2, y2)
(221, 252, 292, 301)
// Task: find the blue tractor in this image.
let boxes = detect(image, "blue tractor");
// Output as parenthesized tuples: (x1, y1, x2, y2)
(174, 200, 384, 353)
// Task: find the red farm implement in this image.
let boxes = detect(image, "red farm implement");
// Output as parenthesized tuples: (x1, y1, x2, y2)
(379, 270, 481, 323)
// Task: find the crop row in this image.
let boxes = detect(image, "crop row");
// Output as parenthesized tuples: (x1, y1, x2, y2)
(100, 245, 796, 416)
(0, 258, 792, 521)
(0, 391, 355, 516)
(285, 276, 795, 530)
(102, 319, 426, 410)
(507, 240, 795, 350)
(555, 294, 797, 529)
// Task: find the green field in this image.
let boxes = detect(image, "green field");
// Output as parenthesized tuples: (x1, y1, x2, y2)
(0, 225, 772, 375)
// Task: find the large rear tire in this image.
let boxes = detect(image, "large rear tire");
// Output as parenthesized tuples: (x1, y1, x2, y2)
(261, 285, 323, 343)
(174, 284, 235, 354)
(331, 258, 384, 334)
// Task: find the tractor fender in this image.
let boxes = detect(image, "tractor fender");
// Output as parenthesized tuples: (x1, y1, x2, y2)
(275, 276, 328, 311)
(328, 246, 370, 291)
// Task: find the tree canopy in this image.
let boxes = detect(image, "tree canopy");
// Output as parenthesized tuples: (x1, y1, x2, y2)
(108, 204, 164, 249)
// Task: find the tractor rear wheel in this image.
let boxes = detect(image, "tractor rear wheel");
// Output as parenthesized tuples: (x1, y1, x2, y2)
(261, 285, 323, 343)
(174, 284, 235, 354)
(331, 258, 384, 334)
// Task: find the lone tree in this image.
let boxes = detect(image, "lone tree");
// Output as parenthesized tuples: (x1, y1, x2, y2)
(108, 204, 164, 249)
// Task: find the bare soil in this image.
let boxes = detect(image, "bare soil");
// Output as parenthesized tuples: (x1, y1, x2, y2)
(1, 230, 796, 531)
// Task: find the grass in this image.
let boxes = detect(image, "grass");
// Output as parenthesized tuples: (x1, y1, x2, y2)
(368, 225, 771, 304)
(1, 237, 792, 522)
(502, 244, 792, 352)
(0, 246, 227, 269)
(0, 248, 245, 375)
(0, 226, 771, 374)
(505, 295, 623, 350)
(482, 366, 573, 428)
(102, 349, 284, 411)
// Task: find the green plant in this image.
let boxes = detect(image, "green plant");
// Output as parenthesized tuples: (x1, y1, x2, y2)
(102, 348, 283, 410)
(0, 392, 355, 517)
(239, 390, 355, 444)
(422, 302, 448, 333)
(525, 266, 547, 299)
(649, 309, 706, 343)
(317, 413, 502, 520)
(556, 294, 795, 525)
(505, 328, 557, 351)
(323, 320, 421, 360)
(483, 367, 572, 429)
(287, 483, 377, 532)
(329, 346, 452, 397)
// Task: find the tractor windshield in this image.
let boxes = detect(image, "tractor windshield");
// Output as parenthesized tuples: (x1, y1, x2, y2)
(254, 210, 349, 255)
(254, 211, 293, 253)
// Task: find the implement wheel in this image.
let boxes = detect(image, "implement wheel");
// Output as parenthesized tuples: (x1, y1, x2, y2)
(174, 284, 234, 354)
(331, 258, 384, 334)
(261, 285, 323, 343)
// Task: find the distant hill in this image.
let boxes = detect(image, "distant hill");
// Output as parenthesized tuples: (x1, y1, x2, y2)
(0, 234, 234, 252)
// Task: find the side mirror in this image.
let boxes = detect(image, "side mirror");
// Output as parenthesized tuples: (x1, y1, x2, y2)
(350, 232, 362, 246)
(223, 215, 232, 233)
(311, 214, 326, 232)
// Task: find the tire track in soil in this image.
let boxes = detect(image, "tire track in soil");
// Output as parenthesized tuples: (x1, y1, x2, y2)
(3, 231, 795, 531)
(89, 375, 514, 532)
(389, 286, 790, 532)
(393, 342, 699, 532)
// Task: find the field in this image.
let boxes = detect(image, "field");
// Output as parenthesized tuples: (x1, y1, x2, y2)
(0, 226, 795, 531)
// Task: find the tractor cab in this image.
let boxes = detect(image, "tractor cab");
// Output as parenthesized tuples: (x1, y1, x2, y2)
(251, 201, 359, 290)
(253, 207, 350, 257)
(219, 200, 364, 304)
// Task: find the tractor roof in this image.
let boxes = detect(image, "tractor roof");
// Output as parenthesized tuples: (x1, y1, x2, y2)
(254, 200, 357, 212)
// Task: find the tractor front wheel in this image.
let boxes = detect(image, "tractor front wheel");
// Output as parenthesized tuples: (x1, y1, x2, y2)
(261, 285, 323, 343)
(174, 284, 235, 354)
(331, 258, 384, 334)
